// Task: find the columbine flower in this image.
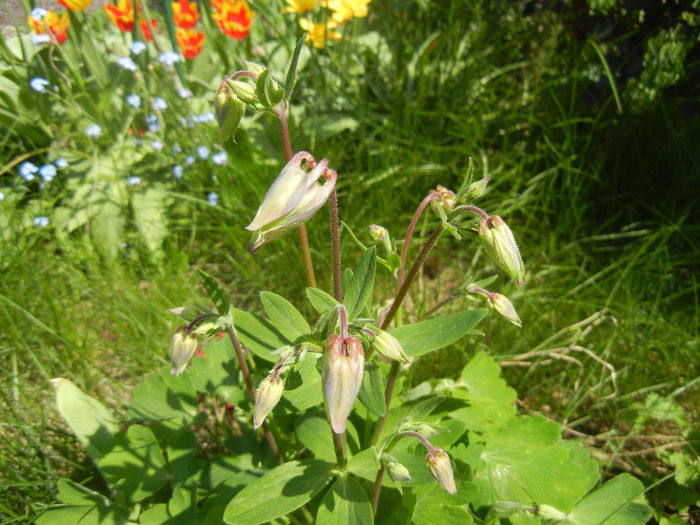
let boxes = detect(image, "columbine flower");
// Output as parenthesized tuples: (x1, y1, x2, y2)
(57, 0, 91, 12)
(152, 97, 167, 111)
(426, 447, 457, 495)
(127, 176, 141, 185)
(29, 10, 69, 44)
(131, 40, 146, 54)
(117, 56, 137, 71)
(477, 215, 526, 285)
(212, 152, 227, 165)
(32, 34, 51, 45)
(175, 28, 205, 59)
(170, 328, 197, 375)
(33, 216, 50, 227)
(207, 192, 219, 206)
(328, 0, 371, 23)
(171, 0, 198, 29)
(196, 146, 209, 159)
(281, 0, 320, 13)
(299, 18, 341, 48)
(39, 164, 57, 182)
(55, 158, 68, 168)
(30, 77, 50, 93)
(172, 165, 183, 179)
(323, 335, 365, 434)
(151, 140, 163, 151)
(158, 51, 180, 65)
(212, 0, 254, 40)
(85, 124, 101, 138)
(19, 162, 39, 181)
(178, 88, 193, 98)
(246, 151, 337, 253)
(487, 293, 522, 327)
(253, 375, 284, 429)
(125, 93, 141, 108)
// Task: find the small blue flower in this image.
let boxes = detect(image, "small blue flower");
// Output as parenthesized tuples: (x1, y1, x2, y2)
(131, 40, 146, 55)
(185, 155, 195, 166)
(19, 162, 39, 181)
(172, 165, 183, 179)
(151, 140, 163, 151)
(178, 88, 193, 99)
(193, 112, 215, 123)
(212, 152, 227, 165)
(117, 56, 138, 72)
(33, 216, 49, 227)
(39, 164, 57, 182)
(31, 7, 48, 20)
(171, 145, 182, 154)
(146, 115, 161, 132)
(32, 34, 51, 45)
(85, 124, 101, 138)
(126, 93, 141, 108)
(152, 97, 167, 111)
(54, 158, 68, 169)
(207, 192, 219, 206)
(134, 138, 142, 147)
(197, 146, 209, 159)
(0, 191, 4, 201)
(127, 176, 141, 186)
(30, 77, 50, 93)
(158, 52, 180, 66)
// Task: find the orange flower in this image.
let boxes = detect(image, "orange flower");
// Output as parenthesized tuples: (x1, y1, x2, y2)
(171, 0, 198, 29)
(29, 10, 69, 44)
(139, 15, 157, 41)
(175, 28, 204, 59)
(212, 0, 254, 40)
(56, 0, 91, 11)
(104, 0, 157, 41)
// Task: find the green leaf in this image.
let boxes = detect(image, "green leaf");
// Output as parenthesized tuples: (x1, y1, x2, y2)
(295, 413, 361, 461)
(306, 287, 339, 313)
(34, 479, 129, 525)
(343, 246, 376, 320)
(132, 184, 169, 257)
(195, 268, 231, 316)
(166, 428, 202, 484)
(389, 309, 487, 357)
(234, 307, 289, 362)
(50, 378, 118, 461)
(89, 183, 126, 260)
(316, 476, 373, 525)
(261, 291, 311, 342)
(127, 368, 198, 424)
(565, 474, 652, 525)
(223, 459, 335, 524)
(282, 353, 323, 411)
(255, 69, 284, 108)
(187, 337, 245, 405)
(284, 32, 307, 101)
(97, 424, 169, 502)
(448, 351, 517, 433)
(412, 483, 473, 525)
(358, 362, 386, 417)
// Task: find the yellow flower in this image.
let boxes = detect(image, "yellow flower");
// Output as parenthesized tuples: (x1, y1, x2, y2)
(299, 17, 341, 48)
(328, 0, 370, 24)
(56, 0, 91, 11)
(282, 0, 322, 14)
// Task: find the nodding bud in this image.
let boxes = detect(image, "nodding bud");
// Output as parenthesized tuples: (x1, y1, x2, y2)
(246, 152, 337, 254)
(465, 177, 490, 200)
(487, 293, 522, 328)
(426, 447, 457, 495)
(215, 81, 245, 144)
(253, 375, 284, 429)
(227, 79, 258, 106)
(170, 327, 197, 376)
(241, 59, 266, 76)
(478, 215, 526, 286)
(323, 334, 365, 434)
(383, 455, 412, 483)
(431, 185, 456, 211)
(369, 224, 392, 254)
(372, 329, 409, 363)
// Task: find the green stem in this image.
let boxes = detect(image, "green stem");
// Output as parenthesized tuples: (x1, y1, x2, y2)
(160, 0, 187, 86)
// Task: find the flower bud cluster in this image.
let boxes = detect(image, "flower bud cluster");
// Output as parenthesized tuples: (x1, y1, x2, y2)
(323, 334, 365, 434)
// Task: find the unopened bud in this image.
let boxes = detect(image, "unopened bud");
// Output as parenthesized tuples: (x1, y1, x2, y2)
(323, 335, 365, 434)
(431, 185, 456, 211)
(372, 329, 409, 363)
(215, 83, 245, 144)
(227, 79, 258, 105)
(465, 177, 490, 200)
(478, 216, 525, 285)
(253, 375, 284, 429)
(426, 447, 457, 495)
(170, 328, 197, 376)
(369, 224, 392, 254)
(241, 59, 266, 76)
(487, 293, 522, 328)
(538, 504, 568, 521)
(383, 455, 412, 483)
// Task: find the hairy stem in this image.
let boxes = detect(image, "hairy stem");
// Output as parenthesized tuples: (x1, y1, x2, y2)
(226, 326, 282, 464)
(329, 190, 342, 302)
(397, 193, 440, 288)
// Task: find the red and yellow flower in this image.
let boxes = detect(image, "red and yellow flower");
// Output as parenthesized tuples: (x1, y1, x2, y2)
(211, 0, 254, 40)
(104, 0, 157, 41)
(56, 0, 91, 11)
(175, 28, 204, 59)
(29, 10, 69, 44)
(171, 0, 198, 29)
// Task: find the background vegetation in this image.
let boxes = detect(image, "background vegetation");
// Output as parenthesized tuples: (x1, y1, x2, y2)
(0, 0, 698, 522)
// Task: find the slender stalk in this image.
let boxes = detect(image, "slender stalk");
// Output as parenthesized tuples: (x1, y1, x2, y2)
(329, 190, 342, 302)
(370, 466, 385, 513)
(278, 102, 317, 288)
(397, 193, 440, 288)
(226, 326, 282, 464)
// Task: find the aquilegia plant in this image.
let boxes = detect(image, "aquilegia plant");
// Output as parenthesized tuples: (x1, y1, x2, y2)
(44, 38, 651, 525)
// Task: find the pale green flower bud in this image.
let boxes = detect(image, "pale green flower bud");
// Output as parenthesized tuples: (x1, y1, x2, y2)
(246, 152, 337, 254)
(465, 177, 490, 200)
(372, 329, 409, 363)
(478, 215, 526, 285)
(383, 454, 412, 483)
(323, 335, 365, 434)
(215, 83, 245, 145)
(253, 375, 284, 429)
(487, 293, 522, 328)
(170, 328, 197, 376)
(241, 59, 266, 76)
(426, 447, 457, 495)
(431, 185, 456, 211)
(369, 224, 392, 254)
(227, 79, 258, 106)
(538, 504, 568, 521)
